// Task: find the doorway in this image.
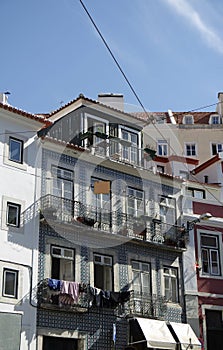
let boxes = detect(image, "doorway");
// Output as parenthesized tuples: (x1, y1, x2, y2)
(43, 336, 78, 350)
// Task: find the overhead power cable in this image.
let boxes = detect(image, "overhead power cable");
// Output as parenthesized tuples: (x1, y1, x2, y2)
(79, 0, 223, 207)
(79, 0, 150, 115)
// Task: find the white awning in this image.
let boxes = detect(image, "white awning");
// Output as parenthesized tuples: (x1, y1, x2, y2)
(170, 322, 201, 350)
(135, 318, 177, 350)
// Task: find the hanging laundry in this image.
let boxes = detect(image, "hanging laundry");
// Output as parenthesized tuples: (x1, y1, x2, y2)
(60, 281, 80, 304)
(48, 278, 61, 291)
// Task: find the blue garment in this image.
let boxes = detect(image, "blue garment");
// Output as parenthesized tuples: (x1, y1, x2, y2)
(48, 278, 61, 291)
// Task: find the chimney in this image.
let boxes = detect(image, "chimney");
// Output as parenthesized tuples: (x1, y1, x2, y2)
(217, 92, 223, 116)
(98, 93, 124, 112)
(0, 92, 10, 105)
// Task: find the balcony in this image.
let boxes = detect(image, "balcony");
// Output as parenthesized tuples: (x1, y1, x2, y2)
(37, 278, 130, 313)
(124, 291, 168, 319)
(40, 195, 187, 249)
(37, 279, 168, 320)
(90, 138, 156, 168)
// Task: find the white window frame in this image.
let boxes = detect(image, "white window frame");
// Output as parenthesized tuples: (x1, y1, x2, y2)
(159, 196, 176, 225)
(9, 137, 23, 163)
(183, 115, 194, 125)
(2, 268, 18, 298)
(51, 246, 75, 281)
(94, 253, 113, 290)
(211, 143, 223, 155)
(157, 140, 168, 156)
(200, 233, 221, 276)
(197, 230, 223, 279)
(1, 196, 25, 232)
(185, 143, 197, 157)
(132, 260, 151, 296)
(127, 187, 144, 218)
(209, 114, 221, 125)
(121, 128, 138, 163)
(163, 266, 179, 303)
(6, 202, 21, 227)
(4, 131, 27, 170)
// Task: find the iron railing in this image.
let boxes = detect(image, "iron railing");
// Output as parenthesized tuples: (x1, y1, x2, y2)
(40, 195, 187, 248)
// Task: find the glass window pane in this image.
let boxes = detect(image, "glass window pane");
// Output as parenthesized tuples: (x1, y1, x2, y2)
(201, 235, 218, 248)
(132, 261, 140, 270)
(142, 263, 149, 272)
(7, 203, 20, 227)
(52, 247, 61, 256)
(4, 270, 17, 297)
(9, 138, 22, 163)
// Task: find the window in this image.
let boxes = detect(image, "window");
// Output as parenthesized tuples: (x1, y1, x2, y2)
(51, 246, 75, 281)
(186, 187, 205, 199)
(91, 178, 111, 226)
(9, 137, 23, 163)
(179, 170, 189, 179)
(3, 269, 18, 298)
(185, 143, 196, 156)
(52, 166, 73, 217)
(159, 196, 176, 225)
(157, 165, 165, 173)
(163, 266, 178, 302)
(209, 115, 221, 125)
(212, 143, 223, 155)
(201, 234, 220, 276)
(94, 254, 113, 290)
(6, 202, 21, 227)
(127, 187, 144, 218)
(157, 140, 168, 156)
(183, 115, 194, 125)
(132, 261, 151, 296)
(121, 129, 138, 163)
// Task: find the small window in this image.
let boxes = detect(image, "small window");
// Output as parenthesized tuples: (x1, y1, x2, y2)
(9, 137, 23, 163)
(51, 246, 74, 281)
(94, 253, 113, 290)
(157, 140, 168, 156)
(183, 115, 194, 124)
(201, 234, 221, 276)
(179, 170, 189, 179)
(185, 143, 196, 156)
(163, 266, 178, 302)
(186, 187, 205, 199)
(211, 143, 223, 155)
(157, 165, 165, 173)
(3, 269, 18, 298)
(7, 202, 21, 227)
(209, 115, 221, 125)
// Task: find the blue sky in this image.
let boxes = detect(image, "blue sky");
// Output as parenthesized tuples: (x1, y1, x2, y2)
(1, 0, 223, 114)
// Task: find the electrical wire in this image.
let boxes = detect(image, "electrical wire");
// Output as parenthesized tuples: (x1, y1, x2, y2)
(79, 0, 223, 207)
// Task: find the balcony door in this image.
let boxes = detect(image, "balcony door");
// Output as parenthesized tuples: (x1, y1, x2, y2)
(52, 166, 73, 220)
(91, 177, 111, 228)
(121, 129, 138, 164)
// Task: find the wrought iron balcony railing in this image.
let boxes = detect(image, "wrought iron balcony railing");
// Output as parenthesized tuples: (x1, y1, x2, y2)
(124, 291, 168, 319)
(37, 278, 131, 313)
(91, 139, 156, 168)
(40, 195, 187, 248)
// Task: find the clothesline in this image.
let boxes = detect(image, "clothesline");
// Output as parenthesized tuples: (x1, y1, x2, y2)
(47, 278, 130, 308)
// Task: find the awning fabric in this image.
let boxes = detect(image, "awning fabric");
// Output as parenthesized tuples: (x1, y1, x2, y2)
(169, 322, 201, 350)
(135, 318, 177, 350)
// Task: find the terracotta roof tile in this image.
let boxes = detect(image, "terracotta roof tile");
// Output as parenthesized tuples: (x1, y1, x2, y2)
(0, 102, 50, 125)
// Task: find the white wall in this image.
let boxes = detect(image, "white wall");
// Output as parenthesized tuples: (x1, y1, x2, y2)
(0, 109, 42, 350)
